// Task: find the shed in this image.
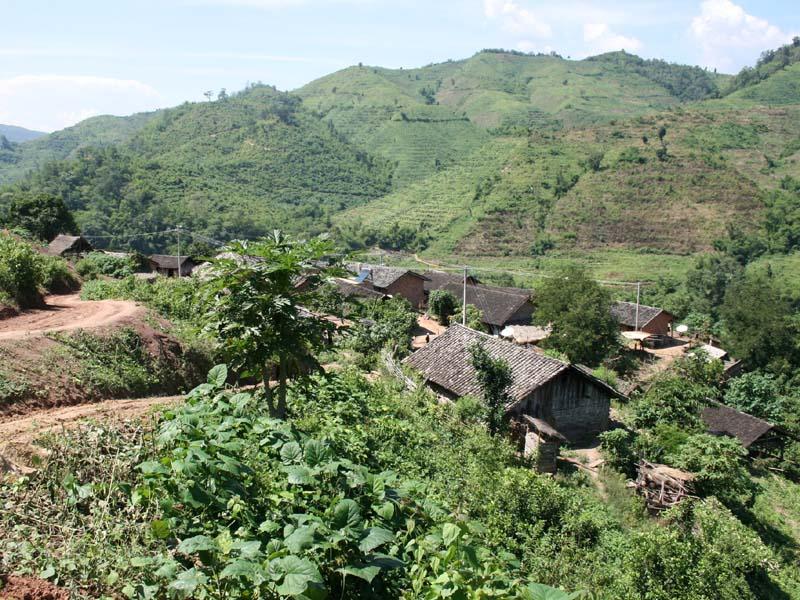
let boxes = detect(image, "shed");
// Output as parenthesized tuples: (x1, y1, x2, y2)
(331, 277, 388, 301)
(403, 324, 621, 442)
(148, 255, 197, 277)
(701, 402, 794, 458)
(611, 301, 674, 335)
(437, 282, 534, 334)
(46, 235, 93, 257)
(347, 263, 429, 309)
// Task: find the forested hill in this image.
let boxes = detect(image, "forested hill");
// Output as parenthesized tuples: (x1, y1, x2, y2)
(3, 85, 393, 252)
(2, 46, 800, 256)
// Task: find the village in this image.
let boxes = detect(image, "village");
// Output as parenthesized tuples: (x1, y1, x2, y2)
(27, 233, 796, 515)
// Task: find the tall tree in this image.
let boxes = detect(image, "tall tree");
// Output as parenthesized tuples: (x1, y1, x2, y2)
(469, 342, 512, 436)
(534, 266, 619, 365)
(2, 192, 77, 242)
(202, 232, 334, 418)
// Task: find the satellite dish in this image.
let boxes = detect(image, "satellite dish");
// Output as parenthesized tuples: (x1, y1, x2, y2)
(676, 324, 689, 334)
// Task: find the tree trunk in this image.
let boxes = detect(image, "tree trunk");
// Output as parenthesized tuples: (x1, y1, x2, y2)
(262, 365, 277, 418)
(276, 356, 288, 420)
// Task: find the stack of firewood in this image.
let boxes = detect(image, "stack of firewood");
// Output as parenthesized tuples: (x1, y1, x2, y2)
(632, 460, 695, 512)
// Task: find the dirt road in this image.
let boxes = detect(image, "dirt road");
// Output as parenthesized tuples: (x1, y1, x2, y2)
(0, 294, 142, 340)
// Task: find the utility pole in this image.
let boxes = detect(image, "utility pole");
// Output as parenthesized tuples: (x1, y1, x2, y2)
(177, 225, 183, 278)
(634, 281, 641, 330)
(462, 265, 467, 326)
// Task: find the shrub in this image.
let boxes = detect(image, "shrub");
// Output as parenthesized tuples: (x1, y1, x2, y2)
(75, 252, 135, 280)
(428, 289, 458, 325)
(0, 233, 43, 307)
(599, 429, 636, 474)
(723, 371, 785, 421)
(632, 376, 711, 430)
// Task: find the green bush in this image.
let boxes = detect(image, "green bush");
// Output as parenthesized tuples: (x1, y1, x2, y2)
(0, 233, 44, 307)
(75, 252, 135, 280)
(632, 376, 712, 430)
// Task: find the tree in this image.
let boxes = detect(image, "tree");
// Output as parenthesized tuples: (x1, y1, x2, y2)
(203, 90, 214, 101)
(685, 254, 742, 318)
(658, 126, 667, 144)
(469, 342, 512, 436)
(632, 375, 712, 430)
(202, 232, 334, 419)
(724, 371, 785, 422)
(429, 289, 458, 325)
(534, 266, 619, 365)
(720, 273, 798, 374)
(2, 192, 77, 242)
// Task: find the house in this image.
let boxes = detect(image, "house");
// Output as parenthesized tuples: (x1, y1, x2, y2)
(46, 234, 94, 258)
(611, 301, 673, 335)
(701, 402, 795, 458)
(437, 282, 534, 334)
(403, 324, 621, 443)
(347, 263, 429, 309)
(148, 255, 198, 277)
(331, 277, 388, 301)
(422, 270, 480, 296)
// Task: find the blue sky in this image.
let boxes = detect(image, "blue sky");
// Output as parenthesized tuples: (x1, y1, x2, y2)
(1, 0, 798, 131)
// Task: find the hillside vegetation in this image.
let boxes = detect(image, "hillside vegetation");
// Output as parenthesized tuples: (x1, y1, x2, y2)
(2, 45, 800, 263)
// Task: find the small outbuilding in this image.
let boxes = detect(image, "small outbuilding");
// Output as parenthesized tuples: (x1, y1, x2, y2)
(611, 301, 673, 336)
(701, 402, 795, 458)
(46, 234, 94, 258)
(347, 263, 429, 309)
(148, 255, 197, 277)
(403, 324, 621, 443)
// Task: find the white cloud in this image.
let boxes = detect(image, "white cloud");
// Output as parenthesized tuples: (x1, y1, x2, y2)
(583, 23, 642, 54)
(188, 0, 372, 8)
(483, 0, 552, 39)
(690, 0, 794, 70)
(0, 75, 163, 132)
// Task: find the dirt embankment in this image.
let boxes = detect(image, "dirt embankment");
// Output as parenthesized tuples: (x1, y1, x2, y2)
(0, 574, 69, 600)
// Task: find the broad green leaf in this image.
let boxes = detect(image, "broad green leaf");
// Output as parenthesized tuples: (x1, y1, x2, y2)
(368, 554, 404, 570)
(207, 364, 228, 387)
(304, 439, 329, 467)
(375, 501, 395, 520)
(150, 519, 170, 540)
(216, 530, 234, 555)
(332, 499, 362, 530)
(137, 461, 169, 475)
(232, 539, 262, 559)
(177, 535, 217, 555)
(338, 564, 381, 583)
(284, 525, 316, 553)
(220, 559, 263, 581)
(169, 568, 208, 593)
(522, 583, 586, 600)
(40, 565, 55, 579)
(271, 555, 324, 597)
(281, 441, 303, 464)
(284, 465, 315, 485)
(442, 523, 461, 547)
(358, 527, 395, 553)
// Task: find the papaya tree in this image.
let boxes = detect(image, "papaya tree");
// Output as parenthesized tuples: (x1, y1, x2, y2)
(202, 232, 334, 418)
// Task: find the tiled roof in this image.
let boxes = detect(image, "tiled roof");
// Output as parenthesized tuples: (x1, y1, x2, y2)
(149, 255, 195, 270)
(403, 324, 569, 406)
(345, 263, 428, 289)
(331, 277, 387, 300)
(701, 402, 775, 448)
(438, 282, 532, 327)
(47, 235, 92, 256)
(611, 301, 670, 328)
(422, 270, 480, 292)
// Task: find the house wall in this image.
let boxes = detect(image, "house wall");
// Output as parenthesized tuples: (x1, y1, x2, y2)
(385, 276, 425, 309)
(642, 312, 673, 335)
(506, 301, 534, 326)
(508, 372, 610, 442)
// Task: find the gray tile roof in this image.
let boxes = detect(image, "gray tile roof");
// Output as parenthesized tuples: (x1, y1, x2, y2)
(345, 263, 428, 289)
(701, 402, 776, 448)
(422, 270, 480, 292)
(403, 324, 569, 406)
(611, 301, 671, 328)
(149, 254, 196, 270)
(438, 282, 532, 327)
(331, 277, 387, 300)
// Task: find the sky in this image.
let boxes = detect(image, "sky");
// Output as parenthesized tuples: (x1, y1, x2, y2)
(1, 0, 798, 132)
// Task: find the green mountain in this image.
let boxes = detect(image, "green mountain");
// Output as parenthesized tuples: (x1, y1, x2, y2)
(2, 46, 800, 259)
(0, 124, 47, 143)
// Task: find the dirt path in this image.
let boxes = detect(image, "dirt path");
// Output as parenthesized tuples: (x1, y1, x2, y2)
(0, 294, 142, 340)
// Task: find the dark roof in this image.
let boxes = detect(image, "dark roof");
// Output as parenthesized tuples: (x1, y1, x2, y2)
(345, 263, 429, 288)
(701, 402, 775, 448)
(423, 270, 480, 292)
(405, 324, 591, 408)
(611, 301, 672, 329)
(331, 277, 387, 300)
(439, 282, 532, 327)
(47, 235, 93, 256)
(149, 255, 196, 270)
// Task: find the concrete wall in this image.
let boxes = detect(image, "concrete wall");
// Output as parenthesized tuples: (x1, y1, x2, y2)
(509, 372, 610, 442)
